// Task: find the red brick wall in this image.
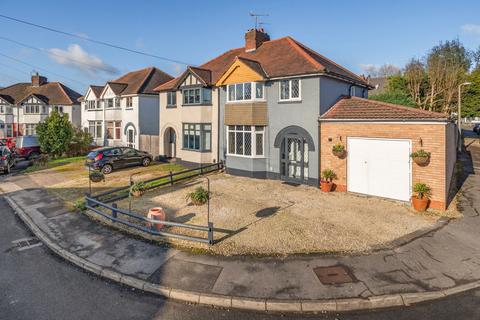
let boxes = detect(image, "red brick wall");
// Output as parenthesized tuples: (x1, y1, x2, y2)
(319, 122, 449, 210)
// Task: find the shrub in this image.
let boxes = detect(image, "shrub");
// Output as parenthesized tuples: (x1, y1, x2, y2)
(73, 199, 86, 212)
(332, 144, 345, 153)
(413, 183, 431, 199)
(186, 186, 209, 205)
(130, 182, 146, 193)
(36, 110, 74, 158)
(410, 149, 431, 158)
(69, 128, 93, 156)
(321, 169, 337, 182)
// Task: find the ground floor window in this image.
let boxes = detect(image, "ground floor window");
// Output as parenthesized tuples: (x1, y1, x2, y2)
(25, 124, 37, 136)
(88, 121, 102, 139)
(227, 125, 264, 157)
(182, 123, 211, 151)
(6, 124, 13, 137)
(106, 121, 121, 140)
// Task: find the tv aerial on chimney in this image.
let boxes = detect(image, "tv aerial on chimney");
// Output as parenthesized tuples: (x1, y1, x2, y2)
(249, 12, 269, 29)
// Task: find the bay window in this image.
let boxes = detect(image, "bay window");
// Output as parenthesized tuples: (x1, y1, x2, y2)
(106, 121, 121, 140)
(182, 123, 211, 151)
(227, 82, 264, 102)
(25, 124, 36, 136)
(88, 121, 102, 139)
(279, 79, 301, 101)
(182, 88, 212, 105)
(227, 125, 264, 157)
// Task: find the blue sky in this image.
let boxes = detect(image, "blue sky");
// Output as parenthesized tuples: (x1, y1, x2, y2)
(0, 0, 479, 93)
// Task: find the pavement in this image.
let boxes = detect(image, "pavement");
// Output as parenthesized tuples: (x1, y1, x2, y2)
(1, 143, 480, 313)
(3, 197, 480, 320)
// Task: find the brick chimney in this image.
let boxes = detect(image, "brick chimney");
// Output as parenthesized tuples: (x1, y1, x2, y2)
(245, 28, 270, 52)
(31, 72, 47, 87)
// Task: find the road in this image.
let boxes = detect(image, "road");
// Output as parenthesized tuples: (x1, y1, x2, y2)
(1, 196, 480, 320)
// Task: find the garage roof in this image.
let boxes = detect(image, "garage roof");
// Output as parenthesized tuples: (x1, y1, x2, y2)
(320, 96, 449, 121)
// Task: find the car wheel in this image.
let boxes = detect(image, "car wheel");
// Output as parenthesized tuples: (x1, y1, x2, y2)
(102, 164, 113, 174)
(142, 157, 151, 167)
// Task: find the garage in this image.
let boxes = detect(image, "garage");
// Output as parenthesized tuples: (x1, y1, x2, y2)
(347, 137, 411, 201)
(319, 96, 457, 210)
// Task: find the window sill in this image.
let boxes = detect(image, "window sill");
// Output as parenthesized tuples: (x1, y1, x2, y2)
(86, 109, 103, 111)
(182, 104, 212, 107)
(226, 99, 266, 104)
(125, 107, 134, 110)
(181, 148, 212, 153)
(166, 105, 177, 109)
(105, 107, 122, 110)
(226, 154, 266, 159)
(278, 99, 302, 104)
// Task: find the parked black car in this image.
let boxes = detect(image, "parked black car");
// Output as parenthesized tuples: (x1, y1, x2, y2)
(473, 123, 480, 135)
(86, 147, 153, 174)
(0, 146, 15, 174)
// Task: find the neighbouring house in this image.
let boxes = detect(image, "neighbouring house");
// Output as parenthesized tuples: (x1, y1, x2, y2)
(0, 73, 81, 138)
(319, 97, 456, 210)
(80, 67, 173, 156)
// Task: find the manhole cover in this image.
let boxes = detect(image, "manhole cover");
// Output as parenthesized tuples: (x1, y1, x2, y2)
(314, 265, 356, 285)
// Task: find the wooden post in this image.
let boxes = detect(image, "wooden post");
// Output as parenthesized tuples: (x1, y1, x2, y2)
(169, 171, 173, 185)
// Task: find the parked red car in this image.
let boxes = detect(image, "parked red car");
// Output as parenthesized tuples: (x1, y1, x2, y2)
(15, 136, 41, 160)
(0, 137, 15, 150)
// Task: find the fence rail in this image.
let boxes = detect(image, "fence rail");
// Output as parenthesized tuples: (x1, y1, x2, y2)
(85, 161, 223, 245)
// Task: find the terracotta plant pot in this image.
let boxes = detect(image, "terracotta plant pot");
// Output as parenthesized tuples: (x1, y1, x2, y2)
(332, 150, 346, 158)
(131, 190, 144, 197)
(320, 181, 333, 192)
(413, 156, 430, 166)
(147, 207, 166, 231)
(412, 196, 429, 212)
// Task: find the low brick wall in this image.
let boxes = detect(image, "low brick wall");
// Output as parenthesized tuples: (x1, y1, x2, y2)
(320, 122, 451, 210)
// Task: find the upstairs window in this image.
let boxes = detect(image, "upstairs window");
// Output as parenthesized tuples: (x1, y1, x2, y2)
(279, 79, 301, 101)
(227, 82, 264, 102)
(24, 104, 41, 114)
(54, 106, 64, 113)
(115, 97, 120, 108)
(182, 88, 212, 105)
(167, 92, 177, 107)
(106, 99, 114, 108)
(125, 97, 133, 108)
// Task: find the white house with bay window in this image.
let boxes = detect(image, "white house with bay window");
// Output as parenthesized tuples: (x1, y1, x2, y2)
(80, 67, 173, 155)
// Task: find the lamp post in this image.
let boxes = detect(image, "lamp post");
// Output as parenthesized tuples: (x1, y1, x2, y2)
(458, 82, 472, 151)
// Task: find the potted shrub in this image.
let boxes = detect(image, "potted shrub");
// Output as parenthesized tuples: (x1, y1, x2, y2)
(89, 171, 104, 183)
(410, 149, 431, 166)
(186, 186, 209, 205)
(332, 143, 346, 158)
(411, 182, 431, 212)
(130, 182, 146, 197)
(320, 169, 337, 192)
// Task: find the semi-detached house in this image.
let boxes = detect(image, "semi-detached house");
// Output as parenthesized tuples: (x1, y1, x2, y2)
(0, 73, 81, 138)
(155, 28, 456, 210)
(81, 67, 173, 155)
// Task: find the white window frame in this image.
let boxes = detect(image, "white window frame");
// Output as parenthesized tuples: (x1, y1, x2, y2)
(54, 105, 64, 113)
(88, 120, 103, 139)
(182, 88, 202, 105)
(167, 91, 177, 107)
(279, 79, 301, 101)
(350, 86, 356, 96)
(227, 82, 264, 103)
(106, 121, 122, 140)
(182, 123, 211, 151)
(25, 124, 37, 136)
(125, 97, 133, 108)
(226, 125, 265, 158)
(6, 123, 13, 137)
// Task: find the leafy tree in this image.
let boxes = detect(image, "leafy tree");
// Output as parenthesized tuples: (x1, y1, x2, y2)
(369, 91, 416, 107)
(462, 69, 480, 117)
(36, 111, 74, 158)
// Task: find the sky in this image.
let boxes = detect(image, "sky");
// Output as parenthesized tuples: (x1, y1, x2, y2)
(0, 0, 480, 94)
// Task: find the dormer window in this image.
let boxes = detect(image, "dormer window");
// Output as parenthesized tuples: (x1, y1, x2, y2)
(227, 82, 264, 103)
(0, 103, 12, 114)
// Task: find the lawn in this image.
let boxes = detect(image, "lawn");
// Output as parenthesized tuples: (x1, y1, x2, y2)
(111, 173, 460, 256)
(22, 156, 85, 173)
(24, 158, 185, 209)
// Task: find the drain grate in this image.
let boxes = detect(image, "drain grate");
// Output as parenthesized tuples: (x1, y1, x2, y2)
(11, 237, 42, 251)
(314, 265, 356, 285)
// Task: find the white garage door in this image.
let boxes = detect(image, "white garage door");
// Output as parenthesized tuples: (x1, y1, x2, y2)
(347, 138, 411, 201)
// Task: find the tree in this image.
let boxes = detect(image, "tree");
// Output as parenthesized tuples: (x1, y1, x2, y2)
(404, 58, 428, 109)
(69, 128, 93, 156)
(36, 111, 74, 157)
(369, 91, 416, 107)
(362, 63, 400, 78)
(462, 69, 480, 117)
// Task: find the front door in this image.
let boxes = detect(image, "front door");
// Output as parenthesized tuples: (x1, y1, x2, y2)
(280, 135, 309, 183)
(126, 128, 135, 148)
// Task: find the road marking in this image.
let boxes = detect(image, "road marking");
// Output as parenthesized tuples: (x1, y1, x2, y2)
(11, 237, 36, 244)
(11, 237, 42, 251)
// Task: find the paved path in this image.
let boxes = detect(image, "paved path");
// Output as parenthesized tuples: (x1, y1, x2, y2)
(3, 196, 480, 320)
(1, 144, 479, 312)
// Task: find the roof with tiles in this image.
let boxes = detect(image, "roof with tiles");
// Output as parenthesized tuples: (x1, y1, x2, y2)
(155, 33, 369, 92)
(0, 81, 81, 105)
(320, 96, 449, 121)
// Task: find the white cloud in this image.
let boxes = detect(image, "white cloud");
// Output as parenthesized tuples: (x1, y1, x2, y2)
(359, 63, 400, 77)
(171, 63, 184, 76)
(461, 24, 480, 35)
(47, 44, 119, 76)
